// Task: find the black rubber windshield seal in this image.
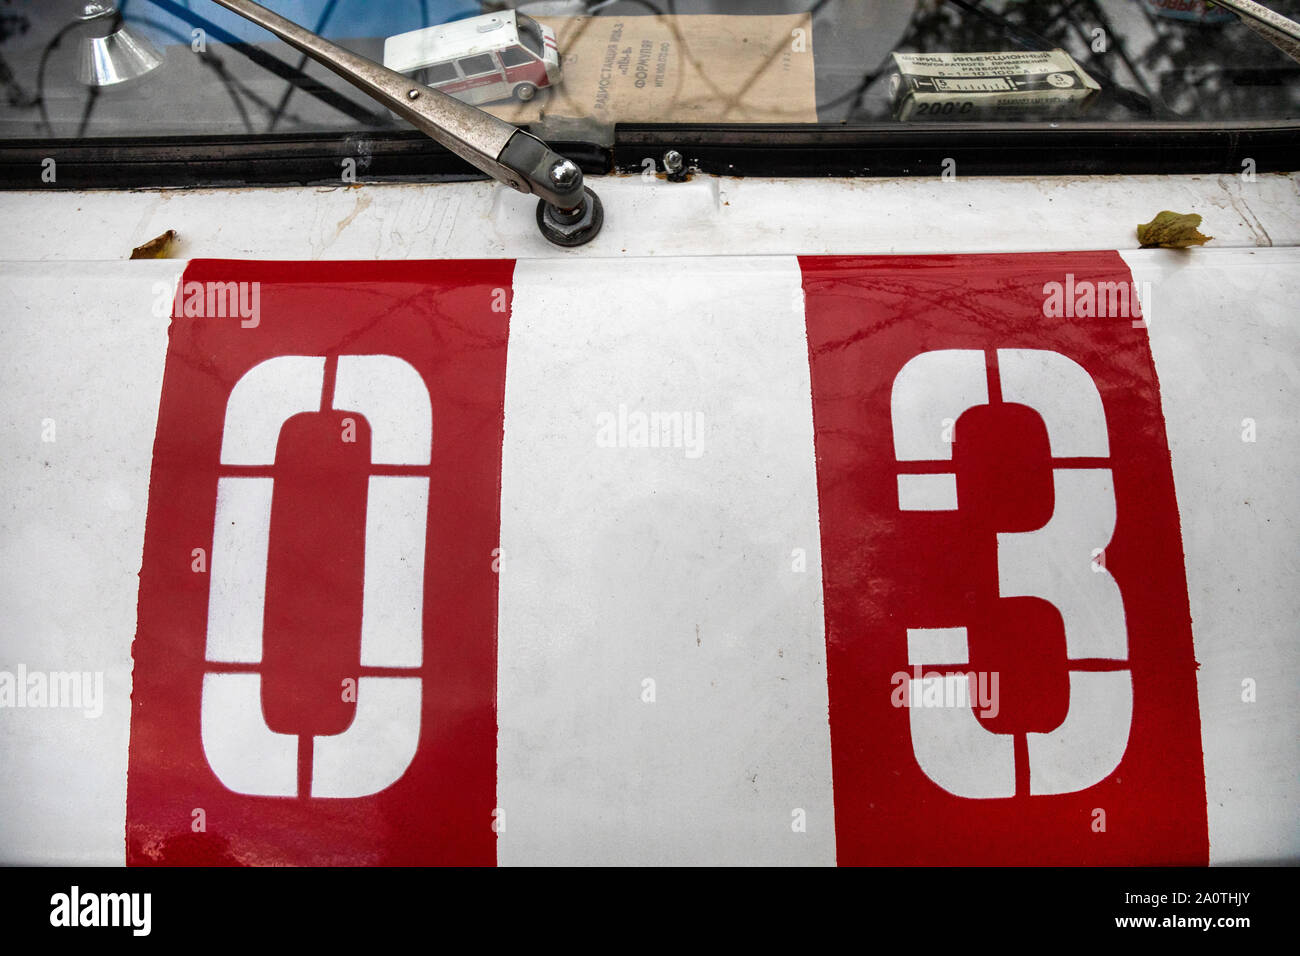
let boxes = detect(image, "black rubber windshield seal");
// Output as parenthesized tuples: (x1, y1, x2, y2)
(0, 122, 1295, 190)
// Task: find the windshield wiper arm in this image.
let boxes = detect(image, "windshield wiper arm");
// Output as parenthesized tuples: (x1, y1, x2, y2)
(1212, 0, 1300, 64)
(208, 0, 603, 246)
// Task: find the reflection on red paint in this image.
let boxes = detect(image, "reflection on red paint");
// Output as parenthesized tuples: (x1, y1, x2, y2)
(802, 252, 1208, 865)
(128, 260, 511, 866)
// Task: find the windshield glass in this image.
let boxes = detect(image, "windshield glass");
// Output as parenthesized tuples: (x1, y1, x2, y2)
(516, 11, 544, 57)
(1, 1, 1297, 161)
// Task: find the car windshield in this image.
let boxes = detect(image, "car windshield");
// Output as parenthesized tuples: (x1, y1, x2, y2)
(517, 11, 544, 57)
(1, 0, 1297, 181)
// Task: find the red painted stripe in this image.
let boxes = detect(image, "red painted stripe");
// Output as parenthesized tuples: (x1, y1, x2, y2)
(127, 260, 512, 866)
(505, 61, 549, 87)
(801, 252, 1208, 865)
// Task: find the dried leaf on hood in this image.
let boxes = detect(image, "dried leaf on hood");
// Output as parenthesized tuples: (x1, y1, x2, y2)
(130, 230, 179, 260)
(1137, 212, 1212, 249)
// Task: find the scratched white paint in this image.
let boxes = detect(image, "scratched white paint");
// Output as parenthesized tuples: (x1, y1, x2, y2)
(0, 172, 1295, 261)
(0, 260, 180, 865)
(0, 177, 1296, 865)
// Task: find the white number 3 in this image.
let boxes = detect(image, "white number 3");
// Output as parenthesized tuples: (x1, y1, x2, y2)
(891, 349, 1132, 798)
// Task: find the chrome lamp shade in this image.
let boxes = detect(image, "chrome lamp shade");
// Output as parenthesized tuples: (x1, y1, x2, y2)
(76, 2, 164, 87)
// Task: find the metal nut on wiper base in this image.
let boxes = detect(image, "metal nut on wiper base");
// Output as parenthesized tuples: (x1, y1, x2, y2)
(537, 188, 604, 248)
(208, 0, 603, 247)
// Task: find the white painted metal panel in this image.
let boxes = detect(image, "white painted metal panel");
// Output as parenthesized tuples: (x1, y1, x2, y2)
(1123, 247, 1300, 865)
(0, 176, 1296, 864)
(0, 173, 1294, 261)
(496, 257, 835, 865)
(0, 261, 180, 865)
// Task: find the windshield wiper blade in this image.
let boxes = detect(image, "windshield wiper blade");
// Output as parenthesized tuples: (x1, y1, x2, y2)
(207, 0, 603, 246)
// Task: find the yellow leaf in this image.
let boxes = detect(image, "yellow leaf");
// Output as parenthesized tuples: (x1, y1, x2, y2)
(130, 229, 179, 260)
(1137, 211, 1212, 249)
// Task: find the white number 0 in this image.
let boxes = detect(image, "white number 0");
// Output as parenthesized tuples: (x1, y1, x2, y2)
(201, 355, 431, 798)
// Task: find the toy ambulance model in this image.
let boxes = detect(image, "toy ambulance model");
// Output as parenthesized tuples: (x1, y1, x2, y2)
(383, 11, 560, 104)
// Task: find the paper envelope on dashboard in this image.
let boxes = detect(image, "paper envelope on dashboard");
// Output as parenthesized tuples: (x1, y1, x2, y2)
(488, 14, 818, 126)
